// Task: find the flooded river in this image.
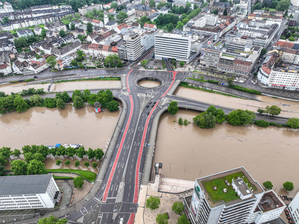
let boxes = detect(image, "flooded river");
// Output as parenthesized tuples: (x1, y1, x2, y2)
(138, 80, 161, 88)
(175, 87, 299, 117)
(0, 80, 121, 95)
(0, 105, 121, 150)
(154, 109, 299, 196)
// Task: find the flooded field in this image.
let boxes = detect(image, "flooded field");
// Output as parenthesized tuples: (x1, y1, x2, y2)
(175, 87, 299, 117)
(0, 104, 121, 150)
(154, 109, 299, 196)
(138, 80, 161, 88)
(0, 80, 121, 95)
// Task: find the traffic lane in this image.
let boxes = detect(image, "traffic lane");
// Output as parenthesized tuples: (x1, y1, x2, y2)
(99, 212, 113, 224)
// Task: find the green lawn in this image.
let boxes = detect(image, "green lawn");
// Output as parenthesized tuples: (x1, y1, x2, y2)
(46, 169, 96, 182)
(203, 172, 256, 204)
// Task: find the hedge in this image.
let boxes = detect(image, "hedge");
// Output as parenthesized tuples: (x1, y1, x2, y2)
(53, 175, 74, 180)
(254, 120, 270, 127)
(230, 85, 261, 95)
(208, 79, 219, 84)
(46, 169, 96, 182)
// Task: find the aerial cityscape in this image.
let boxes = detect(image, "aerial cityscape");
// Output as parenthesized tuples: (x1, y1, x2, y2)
(0, 0, 298, 223)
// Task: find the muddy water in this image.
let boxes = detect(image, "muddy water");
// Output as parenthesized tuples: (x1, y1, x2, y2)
(0, 80, 121, 95)
(154, 110, 299, 196)
(138, 80, 161, 88)
(0, 104, 121, 150)
(175, 87, 299, 117)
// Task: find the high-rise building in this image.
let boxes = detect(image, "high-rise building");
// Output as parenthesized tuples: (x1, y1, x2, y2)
(118, 33, 142, 61)
(0, 175, 61, 210)
(154, 31, 193, 63)
(288, 193, 299, 223)
(183, 167, 285, 224)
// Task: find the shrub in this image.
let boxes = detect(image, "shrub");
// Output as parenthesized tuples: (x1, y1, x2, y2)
(230, 85, 261, 95)
(254, 120, 270, 127)
(283, 181, 294, 191)
(208, 79, 219, 84)
(263, 181, 273, 190)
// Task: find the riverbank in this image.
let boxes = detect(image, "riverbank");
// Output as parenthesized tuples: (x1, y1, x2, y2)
(153, 109, 299, 197)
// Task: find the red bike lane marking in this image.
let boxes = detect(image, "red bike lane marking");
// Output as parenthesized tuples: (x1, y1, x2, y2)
(127, 213, 135, 224)
(126, 69, 133, 93)
(133, 100, 160, 203)
(161, 71, 177, 98)
(102, 71, 133, 202)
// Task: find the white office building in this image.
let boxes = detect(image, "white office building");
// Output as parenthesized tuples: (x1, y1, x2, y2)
(0, 175, 61, 210)
(289, 193, 299, 223)
(183, 167, 285, 224)
(119, 33, 142, 61)
(154, 31, 193, 63)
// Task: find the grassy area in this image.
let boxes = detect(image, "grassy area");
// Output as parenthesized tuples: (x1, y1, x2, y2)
(180, 82, 248, 99)
(46, 169, 96, 182)
(54, 77, 120, 83)
(203, 172, 256, 204)
(187, 77, 208, 82)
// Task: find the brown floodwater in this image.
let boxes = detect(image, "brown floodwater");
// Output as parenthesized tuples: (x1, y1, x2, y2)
(138, 80, 161, 88)
(154, 110, 299, 196)
(0, 80, 121, 95)
(175, 87, 299, 117)
(0, 104, 121, 150)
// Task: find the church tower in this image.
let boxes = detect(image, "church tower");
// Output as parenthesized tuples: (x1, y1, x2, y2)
(104, 13, 109, 25)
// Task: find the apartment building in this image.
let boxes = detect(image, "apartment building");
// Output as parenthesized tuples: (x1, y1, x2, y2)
(154, 31, 192, 63)
(119, 33, 142, 61)
(183, 167, 285, 224)
(289, 193, 299, 223)
(0, 175, 60, 210)
(78, 3, 102, 15)
(200, 41, 261, 76)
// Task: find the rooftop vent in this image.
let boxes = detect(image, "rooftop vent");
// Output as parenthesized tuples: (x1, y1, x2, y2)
(223, 188, 227, 193)
(213, 186, 217, 191)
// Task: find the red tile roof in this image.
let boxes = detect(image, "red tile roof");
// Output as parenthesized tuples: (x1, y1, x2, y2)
(102, 45, 109, 51)
(261, 66, 271, 75)
(111, 46, 118, 52)
(92, 19, 102, 24)
(117, 23, 130, 30)
(274, 41, 294, 49)
(0, 63, 8, 69)
(88, 43, 99, 50)
(144, 23, 155, 28)
(108, 8, 115, 13)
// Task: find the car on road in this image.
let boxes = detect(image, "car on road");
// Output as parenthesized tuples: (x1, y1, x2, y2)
(34, 76, 38, 78)
(120, 218, 123, 224)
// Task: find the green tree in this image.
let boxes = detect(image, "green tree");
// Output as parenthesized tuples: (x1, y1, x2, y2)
(11, 160, 27, 175)
(180, 61, 184, 67)
(56, 159, 62, 166)
(257, 108, 265, 114)
(172, 202, 184, 215)
(289, 36, 295, 41)
(193, 112, 216, 129)
(71, 23, 75, 30)
(30, 94, 44, 106)
(107, 100, 119, 112)
(168, 101, 179, 115)
(14, 95, 28, 113)
(66, 147, 76, 158)
(167, 23, 174, 32)
(65, 160, 71, 166)
(149, 0, 156, 8)
(266, 105, 281, 116)
(141, 0, 145, 5)
(27, 159, 47, 175)
(56, 98, 66, 109)
(76, 147, 86, 158)
(116, 11, 128, 23)
(61, 91, 71, 103)
(33, 153, 45, 162)
(146, 196, 160, 211)
(276, 0, 290, 11)
(72, 90, 82, 100)
(226, 109, 256, 126)
(75, 161, 80, 167)
(71, 60, 78, 67)
(84, 161, 90, 167)
(283, 181, 294, 191)
(156, 213, 168, 224)
(38, 215, 68, 224)
(226, 76, 234, 87)
(59, 29, 66, 37)
(177, 214, 189, 224)
(92, 162, 98, 168)
(263, 181, 273, 190)
(261, 48, 267, 55)
(212, 9, 218, 14)
(88, 94, 98, 105)
(73, 176, 84, 188)
(94, 148, 104, 160)
(12, 149, 21, 158)
(157, 1, 166, 9)
(87, 148, 95, 160)
(41, 28, 47, 37)
(111, 2, 118, 8)
(47, 55, 56, 68)
(2, 16, 9, 24)
(82, 89, 91, 102)
(223, 8, 227, 15)
(87, 22, 93, 33)
(215, 109, 226, 124)
(73, 96, 84, 108)
(287, 117, 299, 128)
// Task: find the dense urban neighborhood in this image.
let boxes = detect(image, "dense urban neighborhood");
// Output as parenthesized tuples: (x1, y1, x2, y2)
(0, 0, 299, 223)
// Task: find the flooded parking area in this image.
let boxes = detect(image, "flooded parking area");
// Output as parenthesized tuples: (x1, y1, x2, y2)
(0, 105, 121, 150)
(154, 109, 299, 196)
(175, 87, 299, 117)
(0, 80, 121, 95)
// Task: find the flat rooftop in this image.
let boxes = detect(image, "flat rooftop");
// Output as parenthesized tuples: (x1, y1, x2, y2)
(255, 191, 285, 213)
(197, 167, 263, 208)
(0, 174, 52, 195)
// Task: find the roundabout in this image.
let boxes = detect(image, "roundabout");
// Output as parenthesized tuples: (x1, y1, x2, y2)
(136, 77, 163, 89)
